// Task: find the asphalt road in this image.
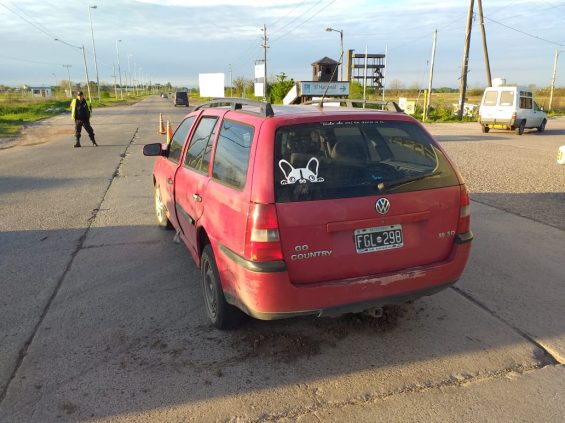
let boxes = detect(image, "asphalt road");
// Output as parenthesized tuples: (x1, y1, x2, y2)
(0, 97, 563, 422)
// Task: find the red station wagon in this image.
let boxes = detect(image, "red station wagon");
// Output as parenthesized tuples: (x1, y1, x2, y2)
(143, 99, 473, 329)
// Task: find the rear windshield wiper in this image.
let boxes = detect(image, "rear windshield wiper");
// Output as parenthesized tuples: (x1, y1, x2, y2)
(377, 170, 441, 192)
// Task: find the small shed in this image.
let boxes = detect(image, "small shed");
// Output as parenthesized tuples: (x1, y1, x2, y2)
(28, 86, 52, 98)
(311, 57, 339, 82)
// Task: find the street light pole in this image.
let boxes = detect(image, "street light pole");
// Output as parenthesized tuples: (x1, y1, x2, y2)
(325, 27, 343, 80)
(116, 39, 123, 99)
(88, 5, 101, 104)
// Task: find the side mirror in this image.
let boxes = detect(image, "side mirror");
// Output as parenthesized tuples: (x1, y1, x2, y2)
(143, 143, 164, 156)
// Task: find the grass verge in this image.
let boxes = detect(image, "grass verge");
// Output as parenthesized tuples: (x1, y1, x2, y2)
(0, 95, 146, 138)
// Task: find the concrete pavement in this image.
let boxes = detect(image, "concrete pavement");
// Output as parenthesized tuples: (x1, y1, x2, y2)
(0, 98, 563, 422)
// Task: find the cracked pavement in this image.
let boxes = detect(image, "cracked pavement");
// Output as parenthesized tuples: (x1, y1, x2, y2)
(0, 98, 563, 422)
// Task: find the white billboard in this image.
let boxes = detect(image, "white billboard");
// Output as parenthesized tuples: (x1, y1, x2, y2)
(254, 64, 265, 79)
(254, 82, 264, 97)
(199, 73, 225, 98)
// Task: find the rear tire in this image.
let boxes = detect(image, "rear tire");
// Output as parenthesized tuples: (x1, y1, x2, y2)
(537, 119, 547, 133)
(154, 186, 173, 230)
(481, 125, 490, 133)
(201, 245, 244, 330)
(515, 120, 526, 135)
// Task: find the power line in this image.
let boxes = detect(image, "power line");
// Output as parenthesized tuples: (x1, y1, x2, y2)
(270, 0, 325, 39)
(6, 1, 55, 36)
(483, 15, 564, 47)
(0, 1, 78, 50)
(268, 0, 309, 29)
(0, 54, 63, 66)
(272, 0, 337, 43)
(228, 1, 333, 77)
(0, 1, 57, 39)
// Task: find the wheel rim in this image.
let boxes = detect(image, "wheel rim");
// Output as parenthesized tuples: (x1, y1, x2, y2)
(155, 188, 166, 224)
(203, 258, 218, 319)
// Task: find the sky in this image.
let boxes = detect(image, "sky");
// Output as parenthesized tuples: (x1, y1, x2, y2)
(0, 0, 564, 90)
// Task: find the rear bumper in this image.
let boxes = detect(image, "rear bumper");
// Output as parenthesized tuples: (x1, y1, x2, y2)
(479, 118, 515, 129)
(216, 233, 473, 320)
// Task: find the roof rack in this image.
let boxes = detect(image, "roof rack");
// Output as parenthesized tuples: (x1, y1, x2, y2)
(302, 98, 403, 113)
(194, 98, 274, 117)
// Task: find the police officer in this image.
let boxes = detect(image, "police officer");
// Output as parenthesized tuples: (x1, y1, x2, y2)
(70, 91, 97, 148)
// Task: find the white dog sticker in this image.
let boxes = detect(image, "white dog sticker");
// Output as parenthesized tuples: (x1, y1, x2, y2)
(279, 157, 324, 185)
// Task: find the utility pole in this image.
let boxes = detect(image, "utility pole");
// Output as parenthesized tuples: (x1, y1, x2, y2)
(458, 0, 474, 120)
(127, 54, 132, 94)
(425, 30, 438, 121)
(116, 40, 123, 99)
(382, 44, 388, 101)
(549, 48, 560, 111)
(112, 64, 117, 98)
(363, 45, 368, 108)
(477, 0, 492, 87)
(62, 64, 72, 98)
(261, 24, 268, 102)
(88, 5, 101, 104)
(229, 64, 233, 97)
(80, 45, 93, 105)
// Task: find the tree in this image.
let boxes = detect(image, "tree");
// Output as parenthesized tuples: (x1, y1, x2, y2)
(233, 76, 254, 98)
(268, 72, 295, 104)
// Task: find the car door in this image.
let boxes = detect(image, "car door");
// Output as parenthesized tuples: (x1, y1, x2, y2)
(532, 102, 545, 127)
(175, 113, 221, 258)
(155, 115, 196, 229)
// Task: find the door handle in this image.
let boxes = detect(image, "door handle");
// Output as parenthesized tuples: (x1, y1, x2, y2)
(167, 178, 174, 185)
(192, 194, 202, 202)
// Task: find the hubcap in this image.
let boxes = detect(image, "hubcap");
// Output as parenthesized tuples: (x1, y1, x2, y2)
(203, 260, 217, 318)
(155, 189, 165, 223)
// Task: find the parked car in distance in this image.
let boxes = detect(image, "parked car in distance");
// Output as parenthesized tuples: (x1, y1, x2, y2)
(478, 83, 547, 135)
(161, 92, 168, 99)
(143, 98, 473, 329)
(174, 91, 189, 107)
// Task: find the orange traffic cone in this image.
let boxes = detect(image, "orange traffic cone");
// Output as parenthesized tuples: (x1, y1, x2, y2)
(166, 120, 173, 144)
(158, 113, 165, 134)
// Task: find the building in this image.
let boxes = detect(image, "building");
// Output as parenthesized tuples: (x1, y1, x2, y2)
(26, 86, 53, 98)
(311, 57, 340, 82)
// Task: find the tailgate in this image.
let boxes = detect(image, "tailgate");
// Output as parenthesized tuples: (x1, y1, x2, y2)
(276, 186, 461, 284)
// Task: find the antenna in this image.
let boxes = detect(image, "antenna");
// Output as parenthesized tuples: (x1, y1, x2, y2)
(319, 50, 343, 108)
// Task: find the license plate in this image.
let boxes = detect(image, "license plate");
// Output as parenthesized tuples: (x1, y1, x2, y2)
(354, 224, 403, 254)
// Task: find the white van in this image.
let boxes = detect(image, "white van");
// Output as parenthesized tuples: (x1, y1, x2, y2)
(478, 85, 547, 135)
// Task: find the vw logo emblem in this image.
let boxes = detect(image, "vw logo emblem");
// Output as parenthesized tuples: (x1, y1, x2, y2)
(375, 198, 390, 215)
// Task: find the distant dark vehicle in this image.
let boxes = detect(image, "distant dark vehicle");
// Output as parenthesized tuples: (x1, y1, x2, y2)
(174, 91, 189, 107)
(161, 93, 168, 99)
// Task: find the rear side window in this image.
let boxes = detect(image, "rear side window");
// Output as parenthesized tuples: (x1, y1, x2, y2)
(168, 116, 195, 163)
(274, 120, 459, 202)
(184, 116, 219, 173)
(483, 91, 498, 106)
(212, 120, 254, 189)
(499, 91, 514, 106)
(520, 95, 533, 109)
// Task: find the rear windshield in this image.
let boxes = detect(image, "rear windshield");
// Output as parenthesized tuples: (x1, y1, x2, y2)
(499, 90, 514, 106)
(176, 92, 188, 99)
(483, 91, 498, 106)
(274, 120, 459, 202)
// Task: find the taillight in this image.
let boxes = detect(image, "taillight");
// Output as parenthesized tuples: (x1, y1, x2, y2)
(511, 112, 517, 122)
(244, 203, 283, 261)
(457, 185, 471, 234)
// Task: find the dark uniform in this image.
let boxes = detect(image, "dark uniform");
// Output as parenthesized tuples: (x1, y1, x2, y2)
(70, 91, 97, 147)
